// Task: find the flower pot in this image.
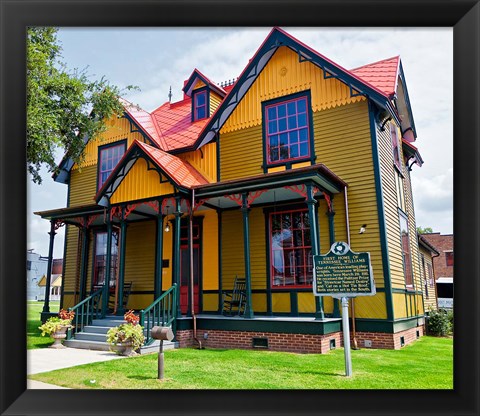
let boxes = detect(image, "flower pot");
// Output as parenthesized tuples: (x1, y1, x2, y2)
(114, 340, 138, 357)
(49, 325, 70, 349)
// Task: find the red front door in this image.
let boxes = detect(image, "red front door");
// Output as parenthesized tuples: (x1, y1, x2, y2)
(180, 244, 200, 314)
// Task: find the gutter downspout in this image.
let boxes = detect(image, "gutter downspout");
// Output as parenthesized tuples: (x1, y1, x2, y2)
(191, 189, 203, 349)
(345, 186, 359, 350)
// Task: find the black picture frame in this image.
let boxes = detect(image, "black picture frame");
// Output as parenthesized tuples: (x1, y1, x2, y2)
(1, 1, 478, 415)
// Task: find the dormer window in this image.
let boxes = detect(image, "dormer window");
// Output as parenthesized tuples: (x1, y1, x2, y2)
(193, 89, 208, 121)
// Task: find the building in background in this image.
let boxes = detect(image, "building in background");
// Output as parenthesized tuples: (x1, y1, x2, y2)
(420, 233, 453, 309)
(27, 249, 48, 300)
(37, 259, 63, 301)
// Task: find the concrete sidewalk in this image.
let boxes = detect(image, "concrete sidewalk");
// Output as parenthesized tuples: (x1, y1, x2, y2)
(27, 347, 126, 389)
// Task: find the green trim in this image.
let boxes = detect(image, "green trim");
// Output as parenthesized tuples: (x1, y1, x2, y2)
(78, 222, 89, 301)
(368, 101, 394, 321)
(217, 210, 223, 313)
(354, 316, 425, 333)
(117, 211, 127, 316)
(154, 212, 164, 299)
(173, 196, 182, 317)
(241, 193, 254, 319)
(178, 316, 342, 335)
(264, 211, 273, 316)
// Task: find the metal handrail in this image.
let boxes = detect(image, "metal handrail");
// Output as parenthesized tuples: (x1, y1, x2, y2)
(66, 288, 104, 340)
(139, 284, 177, 346)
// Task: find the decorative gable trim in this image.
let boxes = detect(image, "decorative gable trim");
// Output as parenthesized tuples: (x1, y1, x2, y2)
(194, 27, 400, 151)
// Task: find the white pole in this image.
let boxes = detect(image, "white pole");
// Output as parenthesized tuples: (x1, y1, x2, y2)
(341, 296, 352, 377)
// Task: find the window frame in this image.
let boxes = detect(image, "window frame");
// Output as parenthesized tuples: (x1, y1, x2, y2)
(262, 91, 314, 170)
(268, 207, 314, 289)
(445, 251, 454, 267)
(92, 230, 119, 289)
(97, 140, 127, 190)
(192, 87, 209, 122)
(398, 210, 414, 288)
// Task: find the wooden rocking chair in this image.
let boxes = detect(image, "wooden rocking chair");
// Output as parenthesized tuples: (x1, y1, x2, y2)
(222, 276, 247, 316)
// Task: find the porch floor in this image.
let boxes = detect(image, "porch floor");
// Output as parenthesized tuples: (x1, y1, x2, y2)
(190, 314, 341, 323)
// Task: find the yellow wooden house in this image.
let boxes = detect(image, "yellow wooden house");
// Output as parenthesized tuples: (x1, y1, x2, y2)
(36, 27, 427, 352)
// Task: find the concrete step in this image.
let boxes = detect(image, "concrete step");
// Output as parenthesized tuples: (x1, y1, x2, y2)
(82, 325, 112, 334)
(64, 339, 112, 351)
(74, 332, 108, 342)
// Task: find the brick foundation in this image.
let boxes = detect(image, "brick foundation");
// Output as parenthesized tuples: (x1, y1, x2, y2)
(353, 325, 424, 350)
(176, 325, 424, 353)
(177, 329, 343, 354)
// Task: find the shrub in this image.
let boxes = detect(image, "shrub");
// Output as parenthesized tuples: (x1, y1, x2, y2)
(427, 309, 452, 336)
(446, 309, 454, 333)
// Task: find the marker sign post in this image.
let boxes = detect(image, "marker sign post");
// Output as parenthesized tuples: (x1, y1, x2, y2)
(313, 242, 376, 377)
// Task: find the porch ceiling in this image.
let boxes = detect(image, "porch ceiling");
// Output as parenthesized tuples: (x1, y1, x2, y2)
(193, 163, 347, 210)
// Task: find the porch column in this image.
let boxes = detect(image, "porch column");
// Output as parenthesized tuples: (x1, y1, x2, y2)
(42, 219, 57, 314)
(116, 207, 127, 316)
(327, 199, 340, 318)
(306, 184, 324, 320)
(102, 210, 113, 317)
(173, 196, 182, 317)
(241, 193, 254, 319)
(154, 210, 165, 301)
(78, 217, 90, 301)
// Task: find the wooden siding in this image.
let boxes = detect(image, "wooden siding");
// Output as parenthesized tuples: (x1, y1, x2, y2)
(209, 92, 223, 116)
(74, 117, 145, 169)
(377, 120, 424, 319)
(314, 101, 384, 287)
(124, 220, 156, 308)
(419, 246, 438, 311)
(69, 165, 97, 207)
(62, 225, 80, 309)
(200, 210, 219, 290)
(220, 124, 263, 181)
(178, 142, 217, 183)
(221, 46, 364, 134)
(110, 157, 175, 204)
(272, 293, 290, 313)
(297, 292, 316, 313)
(221, 208, 267, 291)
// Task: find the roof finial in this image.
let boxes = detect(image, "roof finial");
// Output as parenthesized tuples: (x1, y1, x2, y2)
(168, 86, 172, 103)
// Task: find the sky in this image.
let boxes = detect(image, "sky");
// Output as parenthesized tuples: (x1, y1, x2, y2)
(27, 27, 453, 258)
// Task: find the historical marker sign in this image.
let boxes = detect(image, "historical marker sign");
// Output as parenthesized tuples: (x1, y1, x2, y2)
(313, 242, 376, 298)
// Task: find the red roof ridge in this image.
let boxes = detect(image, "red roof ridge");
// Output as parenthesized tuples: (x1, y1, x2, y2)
(350, 55, 400, 72)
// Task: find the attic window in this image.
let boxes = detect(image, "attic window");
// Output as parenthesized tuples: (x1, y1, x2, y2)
(98, 141, 126, 189)
(193, 89, 208, 121)
(390, 124, 401, 170)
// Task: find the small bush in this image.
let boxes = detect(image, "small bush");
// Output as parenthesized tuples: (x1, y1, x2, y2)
(446, 309, 454, 333)
(427, 309, 452, 336)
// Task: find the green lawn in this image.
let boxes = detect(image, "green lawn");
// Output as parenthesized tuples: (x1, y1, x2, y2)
(29, 336, 452, 389)
(27, 300, 60, 349)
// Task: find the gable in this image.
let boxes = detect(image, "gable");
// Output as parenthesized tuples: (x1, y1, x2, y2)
(71, 116, 151, 171)
(221, 46, 365, 134)
(109, 157, 175, 205)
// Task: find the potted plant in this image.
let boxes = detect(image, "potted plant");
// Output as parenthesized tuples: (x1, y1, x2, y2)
(39, 309, 75, 349)
(107, 310, 145, 356)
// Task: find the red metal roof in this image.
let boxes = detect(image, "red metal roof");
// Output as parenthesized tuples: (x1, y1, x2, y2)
(350, 56, 400, 97)
(136, 141, 209, 188)
(151, 99, 210, 151)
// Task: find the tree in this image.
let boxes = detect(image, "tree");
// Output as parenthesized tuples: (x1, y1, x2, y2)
(27, 27, 137, 183)
(417, 226, 433, 234)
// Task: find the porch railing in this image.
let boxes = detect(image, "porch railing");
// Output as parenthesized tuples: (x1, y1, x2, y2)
(140, 284, 177, 346)
(66, 287, 104, 340)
